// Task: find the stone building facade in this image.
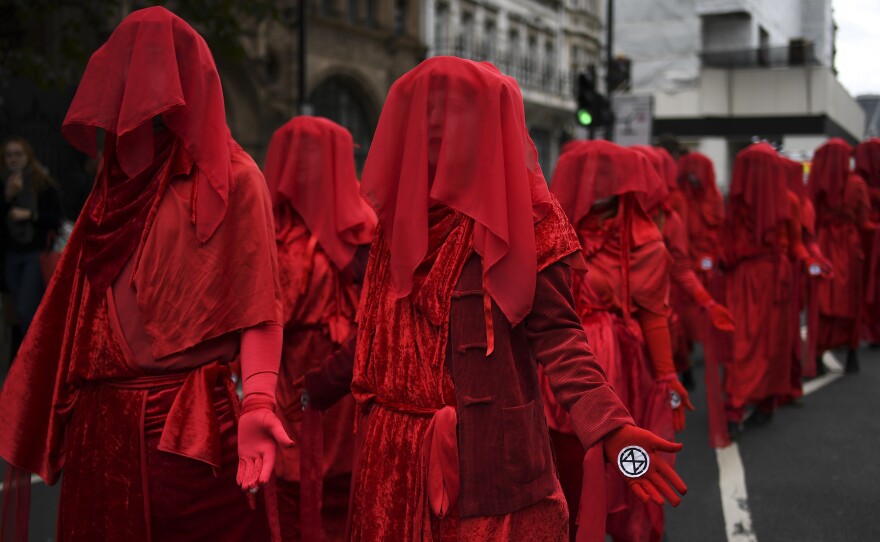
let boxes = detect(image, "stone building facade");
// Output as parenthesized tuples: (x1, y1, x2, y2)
(225, 1, 425, 167)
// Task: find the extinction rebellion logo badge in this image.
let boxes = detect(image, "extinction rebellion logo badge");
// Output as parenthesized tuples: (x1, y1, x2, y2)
(617, 445, 649, 478)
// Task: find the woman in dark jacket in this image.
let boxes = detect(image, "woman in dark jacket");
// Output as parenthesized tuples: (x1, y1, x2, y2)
(2, 137, 63, 350)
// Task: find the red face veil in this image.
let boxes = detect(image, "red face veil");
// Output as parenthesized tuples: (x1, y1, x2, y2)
(263, 116, 376, 269)
(727, 142, 791, 244)
(808, 138, 853, 208)
(63, 6, 231, 244)
(360, 57, 553, 325)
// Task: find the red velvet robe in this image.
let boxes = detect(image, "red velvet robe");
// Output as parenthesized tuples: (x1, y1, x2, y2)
(0, 147, 282, 541)
(348, 204, 613, 541)
(273, 216, 362, 542)
(815, 174, 875, 351)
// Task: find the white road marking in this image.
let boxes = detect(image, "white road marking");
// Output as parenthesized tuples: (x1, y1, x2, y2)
(716, 328, 845, 542)
(716, 443, 758, 541)
(0, 473, 42, 492)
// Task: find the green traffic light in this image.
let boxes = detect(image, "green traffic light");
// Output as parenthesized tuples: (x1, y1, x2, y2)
(577, 108, 593, 126)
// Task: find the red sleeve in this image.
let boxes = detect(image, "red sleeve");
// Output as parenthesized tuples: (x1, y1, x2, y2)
(664, 211, 712, 306)
(525, 262, 634, 450)
(787, 192, 811, 263)
(637, 310, 676, 377)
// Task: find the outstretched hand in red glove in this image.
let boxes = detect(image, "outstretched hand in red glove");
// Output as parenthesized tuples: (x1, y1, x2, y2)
(236, 325, 295, 494)
(664, 376, 695, 432)
(602, 425, 688, 507)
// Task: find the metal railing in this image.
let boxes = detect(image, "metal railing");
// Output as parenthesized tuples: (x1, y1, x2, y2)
(700, 43, 821, 69)
(434, 41, 574, 99)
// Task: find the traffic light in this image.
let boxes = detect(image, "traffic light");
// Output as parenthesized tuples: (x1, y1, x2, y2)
(575, 66, 610, 128)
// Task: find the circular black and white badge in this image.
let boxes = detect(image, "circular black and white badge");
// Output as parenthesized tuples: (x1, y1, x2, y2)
(670, 390, 682, 409)
(617, 446, 650, 478)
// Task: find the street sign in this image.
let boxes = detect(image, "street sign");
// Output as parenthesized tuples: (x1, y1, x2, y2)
(612, 94, 654, 146)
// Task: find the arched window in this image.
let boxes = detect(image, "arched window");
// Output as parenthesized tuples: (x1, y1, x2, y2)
(309, 76, 374, 171)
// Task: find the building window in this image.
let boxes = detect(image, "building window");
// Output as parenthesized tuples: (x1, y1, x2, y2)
(436, 3, 450, 52)
(459, 11, 474, 57)
(483, 18, 497, 61)
(393, 0, 407, 35)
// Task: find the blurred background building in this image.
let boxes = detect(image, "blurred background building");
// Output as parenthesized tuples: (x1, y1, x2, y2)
(423, 0, 604, 174)
(615, 0, 864, 189)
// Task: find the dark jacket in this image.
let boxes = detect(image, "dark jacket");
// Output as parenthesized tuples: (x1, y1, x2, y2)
(1, 169, 63, 253)
(306, 255, 632, 517)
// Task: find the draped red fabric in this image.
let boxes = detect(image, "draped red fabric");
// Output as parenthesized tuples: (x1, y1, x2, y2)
(552, 141, 665, 227)
(809, 138, 853, 209)
(727, 143, 792, 247)
(655, 147, 679, 194)
(856, 138, 880, 342)
(359, 57, 553, 326)
(263, 116, 376, 269)
(62, 6, 230, 243)
(677, 152, 724, 245)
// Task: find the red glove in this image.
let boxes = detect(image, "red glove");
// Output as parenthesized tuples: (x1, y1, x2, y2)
(705, 301, 735, 332)
(661, 375, 695, 432)
(236, 324, 294, 494)
(602, 425, 687, 506)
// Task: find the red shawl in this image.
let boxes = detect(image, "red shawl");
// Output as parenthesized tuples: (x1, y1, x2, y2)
(263, 116, 376, 269)
(630, 145, 670, 212)
(360, 56, 554, 326)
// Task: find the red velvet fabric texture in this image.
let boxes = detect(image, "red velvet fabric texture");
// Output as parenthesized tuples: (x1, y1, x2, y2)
(348, 203, 588, 540)
(359, 57, 555, 326)
(62, 6, 231, 243)
(263, 116, 376, 269)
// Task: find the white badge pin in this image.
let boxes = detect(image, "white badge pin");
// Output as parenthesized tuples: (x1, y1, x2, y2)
(670, 390, 682, 409)
(809, 263, 821, 276)
(617, 445, 650, 478)
(700, 257, 714, 271)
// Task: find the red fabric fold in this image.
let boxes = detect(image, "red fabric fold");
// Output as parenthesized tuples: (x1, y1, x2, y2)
(728, 143, 791, 247)
(422, 405, 460, 519)
(809, 138, 853, 209)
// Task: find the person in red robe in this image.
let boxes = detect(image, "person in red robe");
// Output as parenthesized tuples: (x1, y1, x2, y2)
(546, 140, 693, 542)
(854, 138, 880, 344)
(809, 138, 877, 373)
(262, 116, 376, 541)
(780, 157, 832, 397)
(632, 145, 734, 449)
(0, 8, 293, 541)
(300, 57, 687, 542)
(674, 152, 726, 387)
(722, 143, 817, 434)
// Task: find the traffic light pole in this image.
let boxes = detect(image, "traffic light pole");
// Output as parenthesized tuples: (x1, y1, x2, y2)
(605, 0, 615, 141)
